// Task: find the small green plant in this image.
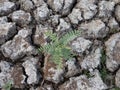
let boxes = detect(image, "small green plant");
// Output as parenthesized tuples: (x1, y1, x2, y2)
(3, 81, 12, 90)
(83, 70, 93, 78)
(111, 87, 120, 90)
(99, 49, 109, 82)
(109, 29, 118, 34)
(39, 30, 80, 68)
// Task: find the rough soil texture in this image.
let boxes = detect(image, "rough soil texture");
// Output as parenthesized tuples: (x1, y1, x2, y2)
(0, 0, 120, 90)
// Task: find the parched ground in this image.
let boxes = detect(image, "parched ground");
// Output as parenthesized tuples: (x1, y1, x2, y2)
(0, 0, 120, 90)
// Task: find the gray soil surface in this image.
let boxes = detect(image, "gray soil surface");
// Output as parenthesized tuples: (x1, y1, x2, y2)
(0, 0, 120, 90)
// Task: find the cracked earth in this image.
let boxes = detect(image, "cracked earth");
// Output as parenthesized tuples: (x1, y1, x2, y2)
(0, 0, 120, 90)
